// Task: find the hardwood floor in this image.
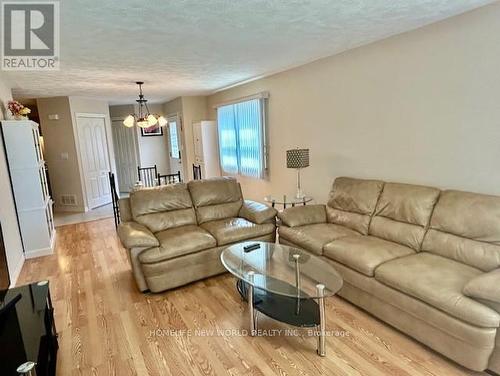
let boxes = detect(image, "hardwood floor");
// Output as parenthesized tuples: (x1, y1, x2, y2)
(17, 218, 485, 376)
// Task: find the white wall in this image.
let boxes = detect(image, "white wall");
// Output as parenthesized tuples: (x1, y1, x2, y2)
(207, 3, 500, 203)
(0, 73, 24, 284)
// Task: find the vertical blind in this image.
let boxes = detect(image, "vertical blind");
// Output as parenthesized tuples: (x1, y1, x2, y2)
(217, 98, 265, 178)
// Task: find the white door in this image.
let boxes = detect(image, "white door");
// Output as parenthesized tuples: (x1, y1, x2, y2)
(168, 115, 183, 179)
(111, 120, 139, 192)
(76, 115, 112, 209)
(193, 122, 203, 162)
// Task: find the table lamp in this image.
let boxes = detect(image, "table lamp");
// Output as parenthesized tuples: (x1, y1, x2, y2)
(286, 148, 310, 199)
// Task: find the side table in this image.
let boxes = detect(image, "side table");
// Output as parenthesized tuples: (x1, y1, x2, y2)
(264, 195, 313, 209)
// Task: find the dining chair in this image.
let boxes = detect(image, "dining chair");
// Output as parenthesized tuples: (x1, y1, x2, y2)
(193, 164, 202, 180)
(157, 171, 182, 185)
(137, 165, 158, 187)
(108, 171, 120, 228)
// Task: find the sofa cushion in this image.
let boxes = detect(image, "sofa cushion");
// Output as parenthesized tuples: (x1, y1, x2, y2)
(422, 190, 500, 271)
(328, 259, 497, 372)
(326, 177, 384, 235)
(188, 177, 243, 224)
(369, 183, 440, 250)
(130, 183, 193, 216)
(239, 200, 277, 224)
(201, 218, 275, 246)
(139, 225, 216, 264)
(188, 177, 242, 207)
(196, 201, 244, 225)
(117, 222, 159, 249)
(130, 184, 196, 232)
(464, 269, 500, 305)
(135, 208, 197, 234)
(375, 252, 500, 328)
(324, 235, 415, 277)
(279, 223, 359, 255)
(278, 205, 326, 228)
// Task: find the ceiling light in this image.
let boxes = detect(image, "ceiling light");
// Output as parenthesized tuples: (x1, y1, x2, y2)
(137, 119, 150, 128)
(158, 116, 168, 127)
(123, 115, 135, 128)
(123, 81, 163, 129)
(147, 114, 158, 126)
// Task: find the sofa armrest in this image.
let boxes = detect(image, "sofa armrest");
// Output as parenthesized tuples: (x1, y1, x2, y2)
(117, 222, 159, 249)
(118, 197, 132, 222)
(239, 200, 277, 224)
(278, 205, 327, 228)
(463, 269, 500, 305)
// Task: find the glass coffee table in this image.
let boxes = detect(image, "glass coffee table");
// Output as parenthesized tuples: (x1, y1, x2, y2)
(220, 241, 343, 356)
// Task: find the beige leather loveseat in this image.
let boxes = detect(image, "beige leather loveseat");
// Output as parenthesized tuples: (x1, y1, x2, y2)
(117, 177, 277, 293)
(278, 177, 500, 373)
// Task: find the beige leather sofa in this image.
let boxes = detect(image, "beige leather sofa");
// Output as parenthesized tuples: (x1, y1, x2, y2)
(278, 177, 500, 373)
(117, 177, 277, 293)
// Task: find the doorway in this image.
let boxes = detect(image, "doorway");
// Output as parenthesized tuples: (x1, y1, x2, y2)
(111, 118, 139, 192)
(167, 114, 183, 179)
(75, 114, 112, 209)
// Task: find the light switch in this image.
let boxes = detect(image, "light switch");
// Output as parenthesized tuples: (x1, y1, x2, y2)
(60, 152, 69, 160)
(48, 114, 59, 120)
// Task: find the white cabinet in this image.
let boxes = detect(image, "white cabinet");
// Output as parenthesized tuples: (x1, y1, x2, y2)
(1, 120, 55, 258)
(193, 121, 221, 179)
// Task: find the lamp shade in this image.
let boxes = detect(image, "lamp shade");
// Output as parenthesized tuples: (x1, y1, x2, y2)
(286, 149, 309, 169)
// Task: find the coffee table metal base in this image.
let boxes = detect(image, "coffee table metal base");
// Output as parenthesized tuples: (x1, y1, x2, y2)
(236, 279, 327, 356)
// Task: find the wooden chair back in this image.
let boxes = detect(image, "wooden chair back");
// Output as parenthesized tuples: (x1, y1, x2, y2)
(157, 171, 182, 185)
(193, 164, 202, 180)
(108, 171, 120, 228)
(137, 165, 158, 187)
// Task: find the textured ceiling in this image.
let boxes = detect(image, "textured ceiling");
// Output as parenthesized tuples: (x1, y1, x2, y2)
(6, 0, 494, 104)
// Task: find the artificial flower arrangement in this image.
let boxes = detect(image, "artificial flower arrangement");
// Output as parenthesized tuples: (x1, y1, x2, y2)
(7, 100, 31, 120)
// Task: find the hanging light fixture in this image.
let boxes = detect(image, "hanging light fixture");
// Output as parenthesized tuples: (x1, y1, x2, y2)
(123, 81, 168, 129)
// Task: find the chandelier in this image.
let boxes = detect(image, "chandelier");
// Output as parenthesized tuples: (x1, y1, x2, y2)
(123, 81, 167, 128)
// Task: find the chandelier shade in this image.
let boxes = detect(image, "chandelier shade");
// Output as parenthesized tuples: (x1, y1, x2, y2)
(158, 116, 168, 127)
(123, 82, 168, 129)
(123, 115, 135, 128)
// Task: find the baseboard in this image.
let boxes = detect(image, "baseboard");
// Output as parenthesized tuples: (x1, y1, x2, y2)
(24, 231, 56, 259)
(9, 253, 25, 287)
(25, 247, 54, 259)
(54, 205, 86, 213)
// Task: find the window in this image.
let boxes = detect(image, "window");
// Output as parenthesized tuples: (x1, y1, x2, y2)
(216, 95, 267, 178)
(169, 121, 180, 159)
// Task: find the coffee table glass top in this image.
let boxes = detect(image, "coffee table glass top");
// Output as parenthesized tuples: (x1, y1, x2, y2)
(221, 241, 343, 299)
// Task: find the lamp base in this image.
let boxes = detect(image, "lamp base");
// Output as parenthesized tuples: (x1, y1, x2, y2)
(295, 188, 305, 199)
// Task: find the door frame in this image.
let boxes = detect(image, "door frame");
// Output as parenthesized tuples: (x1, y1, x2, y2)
(111, 116, 141, 192)
(74, 112, 112, 211)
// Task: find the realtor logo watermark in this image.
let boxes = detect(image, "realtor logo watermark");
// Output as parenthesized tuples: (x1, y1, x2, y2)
(1, 1, 59, 70)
